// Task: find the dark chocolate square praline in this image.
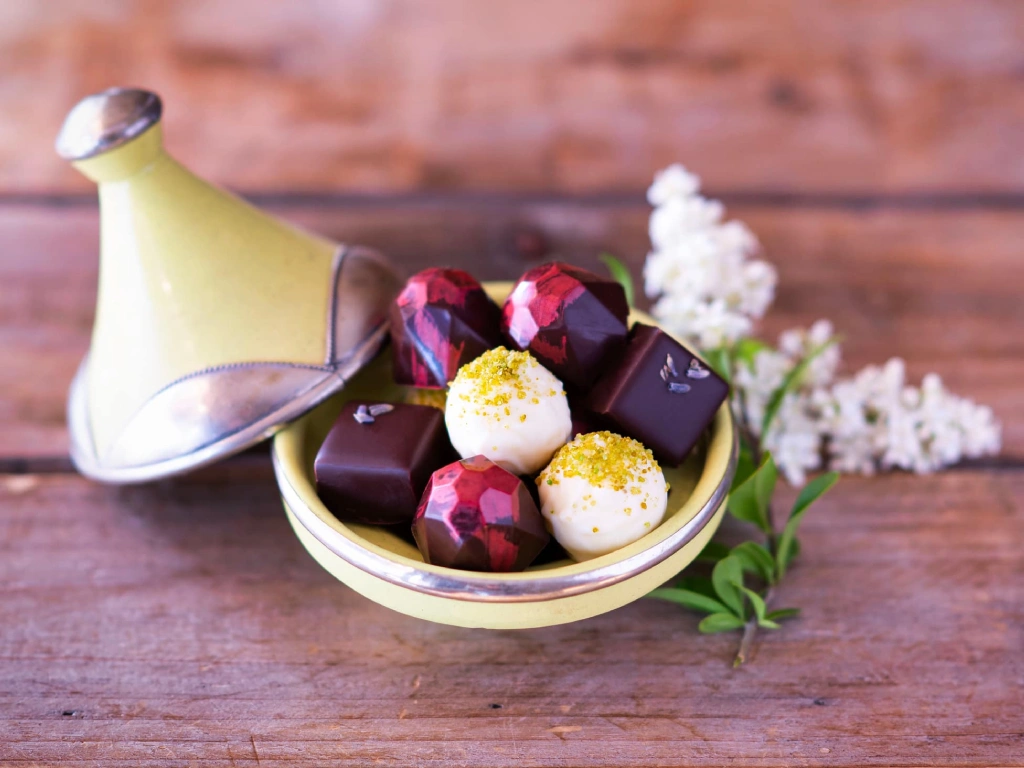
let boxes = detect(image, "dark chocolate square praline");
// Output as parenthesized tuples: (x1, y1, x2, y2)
(314, 401, 456, 525)
(585, 324, 729, 466)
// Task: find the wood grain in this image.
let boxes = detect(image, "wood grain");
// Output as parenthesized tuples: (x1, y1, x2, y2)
(1, 468, 1021, 766)
(2, 6, 1022, 761)
(2, 200, 1021, 461)
(3, 0, 1023, 195)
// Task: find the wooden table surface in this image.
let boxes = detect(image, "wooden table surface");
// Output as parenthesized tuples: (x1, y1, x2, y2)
(2, 3, 1023, 766)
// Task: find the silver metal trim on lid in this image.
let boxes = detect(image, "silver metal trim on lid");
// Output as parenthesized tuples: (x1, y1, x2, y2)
(68, 245, 402, 484)
(55, 87, 163, 161)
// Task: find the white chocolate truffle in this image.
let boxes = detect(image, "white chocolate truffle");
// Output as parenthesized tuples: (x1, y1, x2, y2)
(445, 347, 572, 475)
(537, 431, 668, 561)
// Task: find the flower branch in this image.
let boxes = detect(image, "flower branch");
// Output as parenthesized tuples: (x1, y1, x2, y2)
(604, 163, 1001, 666)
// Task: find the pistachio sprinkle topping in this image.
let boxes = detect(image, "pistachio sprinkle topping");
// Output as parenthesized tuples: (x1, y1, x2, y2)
(538, 431, 661, 492)
(452, 346, 534, 407)
(446, 345, 573, 475)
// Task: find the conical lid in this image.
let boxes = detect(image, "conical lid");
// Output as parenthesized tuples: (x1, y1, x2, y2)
(58, 88, 402, 483)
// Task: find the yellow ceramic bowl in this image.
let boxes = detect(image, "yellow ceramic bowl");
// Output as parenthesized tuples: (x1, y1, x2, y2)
(272, 283, 737, 629)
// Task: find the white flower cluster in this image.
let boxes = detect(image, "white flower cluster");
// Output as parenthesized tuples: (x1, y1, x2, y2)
(821, 358, 1001, 477)
(735, 331, 1001, 484)
(643, 165, 777, 349)
(643, 164, 1002, 484)
(733, 321, 839, 485)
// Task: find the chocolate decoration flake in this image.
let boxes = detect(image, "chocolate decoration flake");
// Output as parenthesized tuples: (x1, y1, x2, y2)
(665, 353, 678, 377)
(687, 359, 711, 379)
(316, 401, 457, 526)
(660, 352, 693, 394)
(584, 323, 729, 466)
(352, 402, 398, 424)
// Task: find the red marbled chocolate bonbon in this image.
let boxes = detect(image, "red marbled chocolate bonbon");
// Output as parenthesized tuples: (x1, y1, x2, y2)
(501, 262, 629, 389)
(412, 455, 549, 572)
(390, 268, 503, 389)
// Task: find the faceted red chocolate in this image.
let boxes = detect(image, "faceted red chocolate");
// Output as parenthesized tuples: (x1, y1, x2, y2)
(412, 456, 550, 572)
(501, 262, 629, 389)
(390, 268, 503, 389)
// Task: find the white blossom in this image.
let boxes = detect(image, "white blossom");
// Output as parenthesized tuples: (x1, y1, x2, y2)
(763, 393, 825, 486)
(642, 163, 1001, 483)
(646, 163, 701, 206)
(821, 359, 1001, 476)
(732, 329, 832, 485)
(649, 196, 725, 250)
(643, 165, 775, 348)
(777, 319, 839, 388)
(732, 330, 1002, 482)
(733, 347, 790, 431)
(651, 294, 752, 351)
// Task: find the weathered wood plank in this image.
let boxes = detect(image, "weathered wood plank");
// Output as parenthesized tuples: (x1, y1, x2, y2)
(3, 0, 1023, 194)
(1, 201, 1020, 460)
(0, 470, 1021, 766)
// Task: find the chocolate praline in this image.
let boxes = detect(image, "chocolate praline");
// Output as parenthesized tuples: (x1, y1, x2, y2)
(390, 267, 503, 389)
(501, 262, 629, 389)
(314, 401, 456, 525)
(584, 324, 729, 466)
(412, 455, 550, 572)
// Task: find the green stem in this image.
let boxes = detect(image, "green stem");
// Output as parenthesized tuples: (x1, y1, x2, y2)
(732, 393, 783, 667)
(738, 421, 762, 465)
(734, 586, 774, 667)
(738, 421, 777, 549)
(765, 504, 778, 553)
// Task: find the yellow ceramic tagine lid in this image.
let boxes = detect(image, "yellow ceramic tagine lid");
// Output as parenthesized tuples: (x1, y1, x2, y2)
(57, 87, 402, 484)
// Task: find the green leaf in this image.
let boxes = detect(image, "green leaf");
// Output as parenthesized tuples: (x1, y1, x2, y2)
(701, 347, 732, 383)
(776, 471, 839, 578)
(733, 338, 768, 367)
(740, 587, 779, 628)
(696, 540, 731, 563)
(698, 612, 746, 634)
(647, 588, 729, 615)
(779, 536, 801, 572)
(711, 556, 744, 617)
(727, 452, 777, 533)
(753, 453, 778, 522)
(741, 589, 778, 630)
(790, 470, 840, 520)
(740, 586, 765, 620)
(766, 608, 801, 622)
(599, 253, 635, 307)
(761, 338, 839, 437)
(727, 472, 766, 530)
(677, 575, 718, 600)
(731, 441, 757, 491)
(731, 541, 776, 584)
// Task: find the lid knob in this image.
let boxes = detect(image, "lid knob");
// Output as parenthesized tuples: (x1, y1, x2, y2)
(55, 87, 162, 161)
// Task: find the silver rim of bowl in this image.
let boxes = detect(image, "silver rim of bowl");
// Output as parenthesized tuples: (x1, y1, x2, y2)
(273, 421, 739, 603)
